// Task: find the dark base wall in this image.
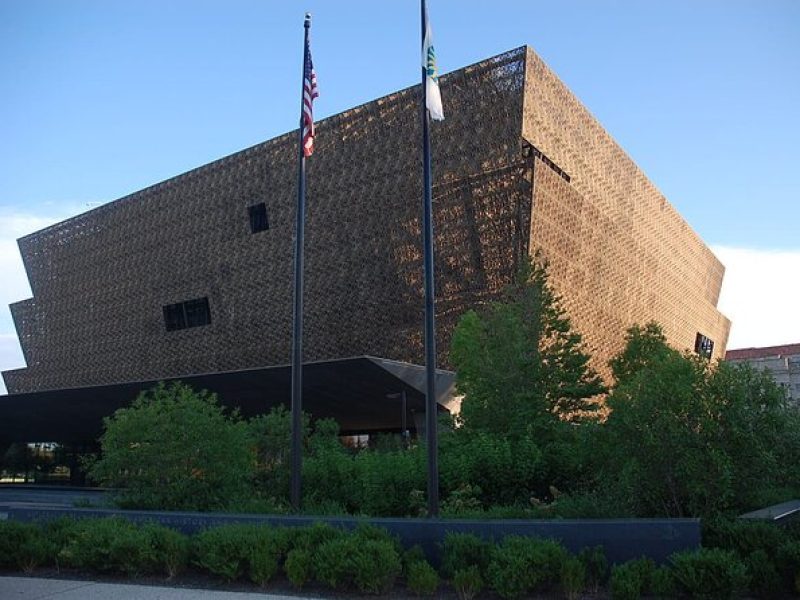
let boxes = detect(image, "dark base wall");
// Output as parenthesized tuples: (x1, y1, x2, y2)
(6, 505, 700, 566)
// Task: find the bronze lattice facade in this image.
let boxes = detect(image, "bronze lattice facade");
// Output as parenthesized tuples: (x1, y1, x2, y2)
(3, 46, 730, 395)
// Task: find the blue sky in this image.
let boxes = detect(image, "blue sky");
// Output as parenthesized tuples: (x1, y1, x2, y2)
(1, 1, 799, 392)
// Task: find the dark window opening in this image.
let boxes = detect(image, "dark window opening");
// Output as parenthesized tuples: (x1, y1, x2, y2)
(522, 142, 572, 183)
(695, 332, 714, 359)
(163, 297, 211, 332)
(249, 202, 269, 233)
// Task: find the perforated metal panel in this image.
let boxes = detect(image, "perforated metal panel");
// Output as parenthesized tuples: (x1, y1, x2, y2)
(2, 46, 729, 395)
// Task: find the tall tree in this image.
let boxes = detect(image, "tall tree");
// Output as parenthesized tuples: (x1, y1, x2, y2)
(601, 323, 800, 517)
(451, 256, 606, 440)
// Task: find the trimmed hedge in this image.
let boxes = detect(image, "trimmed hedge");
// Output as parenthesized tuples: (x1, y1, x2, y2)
(3, 516, 800, 598)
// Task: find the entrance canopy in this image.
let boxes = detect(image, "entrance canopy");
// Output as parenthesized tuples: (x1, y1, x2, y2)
(0, 357, 455, 444)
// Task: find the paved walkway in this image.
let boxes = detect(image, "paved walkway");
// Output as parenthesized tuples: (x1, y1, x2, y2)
(0, 577, 322, 599)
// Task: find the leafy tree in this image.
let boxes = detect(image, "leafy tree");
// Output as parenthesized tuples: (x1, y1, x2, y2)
(249, 405, 310, 502)
(451, 256, 606, 440)
(88, 382, 253, 511)
(600, 324, 800, 517)
(608, 321, 672, 386)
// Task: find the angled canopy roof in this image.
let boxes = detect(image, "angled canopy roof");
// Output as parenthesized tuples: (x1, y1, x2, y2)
(0, 357, 455, 444)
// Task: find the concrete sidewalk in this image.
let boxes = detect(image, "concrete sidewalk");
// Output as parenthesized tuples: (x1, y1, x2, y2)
(0, 576, 322, 599)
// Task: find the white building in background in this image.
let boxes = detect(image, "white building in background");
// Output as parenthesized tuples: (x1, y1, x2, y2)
(726, 343, 800, 403)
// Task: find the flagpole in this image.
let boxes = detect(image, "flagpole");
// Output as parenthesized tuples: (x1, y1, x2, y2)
(290, 12, 312, 513)
(420, 0, 439, 518)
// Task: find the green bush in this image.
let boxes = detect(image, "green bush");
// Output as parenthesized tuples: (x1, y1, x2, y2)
(59, 517, 176, 576)
(246, 526, 287, 586)
(406, 560, 439, 596)
(648, 565, 676, 598)
(192, 524, 286, 584)
(88, 382, 253, 511)
(352, 448, 425, 516)
(610, 558, 654, 600)
(703, 518, 786, 560)
(313, 532, 401, 594)
(578, 545, 609, 592)
(487, 536, 568, 599)
(453, 565, 484, 600)
(285, 548, 312, 588)
(560, 555, 585, 600)
(402, 545, 427, 574)
(776, 540, 800, 593)
(0, 521, 38, 569)
(286, 522, 342, 552)
(745, 549, 782, 598)
(42, 517, 80, 565)
(0, 521, 56, 573)
(192, 524, 252, 581)
(670, 547, 748, 599)
(141, 523, 189, 579)
(440, 532, 492, 578)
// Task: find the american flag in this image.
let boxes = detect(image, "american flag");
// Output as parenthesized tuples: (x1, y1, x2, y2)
(302, 36, 319, 157)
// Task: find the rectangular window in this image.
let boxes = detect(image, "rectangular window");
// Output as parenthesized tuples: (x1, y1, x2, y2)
(249, 202, 269, 233)
(163, 297, 211, 332)
(163, 303, 186, 332)
(694, 332, 714, 359)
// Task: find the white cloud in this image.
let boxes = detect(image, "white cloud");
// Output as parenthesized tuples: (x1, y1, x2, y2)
(712, 245, 800, 351)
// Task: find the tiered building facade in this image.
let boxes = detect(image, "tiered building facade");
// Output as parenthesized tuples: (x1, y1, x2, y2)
(3, 46, 730, 396)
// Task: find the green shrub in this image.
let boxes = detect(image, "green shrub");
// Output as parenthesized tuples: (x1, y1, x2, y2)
(192, 524, 251, 581)
(0, 522, 57, 573)
(648, 565, 676, 598)
(352, 448, 425, 516)
(285, 548, 312, 588)
(140, 524, 189, 579)
(313, 533, 401, 594)
(560, 555, 585, 600)
(88, 382, 253, 511)
(192, 523, 290, 584)
(453, 565, 484, 600)
(287, 522, 343, 552)
(402, 545, 427, 573)
(59, 518, 134, 574)
(487, 536, 569, 599)
(406, 560, 439, 596)
(0, 521, 39, 569)
(610, 558, 654, 600)
(670, 547, 748, 599)
(776, 540, 800, 593)
(703, 518, 785, 560)
(578, 545, 609, 592)
(351, 523, 401, 550)
(42, 517, 80, 566)
(246, 526, 286, 586)
(440, 532, 491, 578)
(745, 549, 782, 598)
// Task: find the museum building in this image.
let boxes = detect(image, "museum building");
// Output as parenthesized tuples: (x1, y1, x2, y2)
(0, 46, 731, 445)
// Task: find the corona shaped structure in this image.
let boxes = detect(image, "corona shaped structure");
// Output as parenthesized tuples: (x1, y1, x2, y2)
(1, 47, 730, 444)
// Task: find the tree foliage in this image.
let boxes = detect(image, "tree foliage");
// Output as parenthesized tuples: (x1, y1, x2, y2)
(88, 382, 253, 511)
(451, 256, 606, 440)
(600, 323, 800, 517)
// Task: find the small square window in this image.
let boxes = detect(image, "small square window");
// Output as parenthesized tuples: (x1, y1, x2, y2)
(184, 297, 211, 327)
(694, 332, 714, 359)
(163, 303, 186, 332)
(249, 203, 269, 233)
